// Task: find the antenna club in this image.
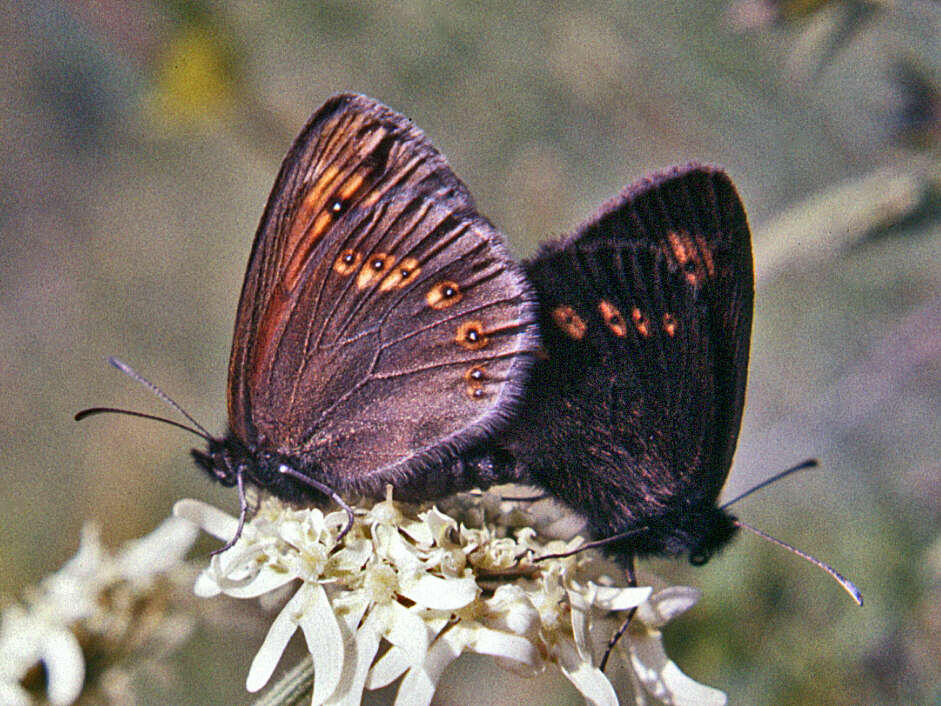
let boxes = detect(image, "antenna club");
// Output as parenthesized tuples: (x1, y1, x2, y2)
(734, 519, 864, 607)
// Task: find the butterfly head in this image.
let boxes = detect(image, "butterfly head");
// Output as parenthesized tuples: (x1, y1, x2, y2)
(191, 434, 252, 489)
(190, 434, 311, 499)
(686, 506, 739, 566)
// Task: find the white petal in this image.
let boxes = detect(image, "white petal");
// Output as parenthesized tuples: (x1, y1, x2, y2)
(246, 587, 305, 692)
(328, 591, 371, 636)
(42, 629, 85, 706)
(398, 574, 477, 610)
(366, 615, 449, 690)
(323, 510, 351, 538)
(298, 583, 344, 704)
(0, 683, 31, 706)
(567, 586, 594, 663)
(173, 499, 239, 542)
(417, 506, 456, 538)
(215, 565, 296, 599)
(377, 526, 422, 571)
(591, 584, 652, 612)
(484, 585, 540, 637)
(323, 611, 382, 706)
(61, 524, 105, 579)
(399, 514, 436, 546)
(393, 628, 466, 706)
(377, 603, 429, 667)
(557, 637, 618, 706)
(629, 632, 726, 706)
(365, 645, 411, 689)
(193, 570, 222, 598)
(116, 516, 198, 581)
(468, 627, 539, 667)
(209, 546, 269, 589)
(194, 551, 286, 599)
(636, 586, 701, 628)
(625, 663, 649, 706)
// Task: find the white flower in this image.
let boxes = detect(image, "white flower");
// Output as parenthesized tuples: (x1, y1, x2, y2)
(624, 587, 727, 706)
(176, 490, 727, 706)
(0, 517, 199, 705)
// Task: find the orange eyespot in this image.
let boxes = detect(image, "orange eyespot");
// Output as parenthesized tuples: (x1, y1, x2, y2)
(598, 300, 628, 337)
(631, 307, 650, 338)
(551, 305, 587, 340)
(334, 249, 362, 276)
(380, 257, 421, 291)
(663, 312, 678, 337)
(357, 253, 394, 289)
(456, 320, 488, 350)
(464, 365, 488, 399)
(665, 229, 715, 286)
(427, 280, 462, 309)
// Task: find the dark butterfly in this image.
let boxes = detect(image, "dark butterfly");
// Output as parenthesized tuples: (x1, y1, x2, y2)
(183, 93, 752, 571)
(77, 96, 860, 676)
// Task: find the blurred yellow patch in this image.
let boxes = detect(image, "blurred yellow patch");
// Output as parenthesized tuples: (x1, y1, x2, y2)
(144, 25, 237, 129)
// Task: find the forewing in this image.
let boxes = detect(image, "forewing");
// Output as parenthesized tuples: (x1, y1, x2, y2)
(227, 94, 538, 484)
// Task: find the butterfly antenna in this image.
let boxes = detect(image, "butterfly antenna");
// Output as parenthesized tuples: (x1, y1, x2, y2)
(734, 519, 863, 606)
(74, 406, 210, 440)
(721, 458, 818, 509)
(100, 356, 212, 438)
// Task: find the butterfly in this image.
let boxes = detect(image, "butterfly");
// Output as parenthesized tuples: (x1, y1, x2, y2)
(178, 93, 754, 570)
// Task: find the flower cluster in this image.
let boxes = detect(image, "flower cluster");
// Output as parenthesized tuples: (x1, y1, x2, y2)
(0, 518, 199, 705)
(175, 489, 726, 706)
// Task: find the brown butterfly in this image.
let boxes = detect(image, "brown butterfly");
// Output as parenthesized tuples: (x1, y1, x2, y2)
(82, 95, 861, 619)
(192, 94, 539, 528)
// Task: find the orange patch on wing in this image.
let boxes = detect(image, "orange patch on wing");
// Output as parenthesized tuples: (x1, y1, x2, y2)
(357, 253, 395, 289)
(665, 229, 716, 287)
(333, 249, 362, 276)
(456, 320, 489, 350)
(361, 189, 382, 208)
(337, 171, 365, 200)
(248, 285, 290, 392)
(551, 305, 587, 340)
(464, 365, 487, 399)
(427, 280, 462, 309)
(666, 230, 692, 265)
(282, 166, 380, 292)
(662, 312, 678, 337)
(597, 300, 628, 337)
(631, 307, 650, 337)
(380, 257, 421, 291)
(280, 165, 341, 290)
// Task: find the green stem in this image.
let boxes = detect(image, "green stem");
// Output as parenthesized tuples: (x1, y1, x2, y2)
(252, 656, 314, 706)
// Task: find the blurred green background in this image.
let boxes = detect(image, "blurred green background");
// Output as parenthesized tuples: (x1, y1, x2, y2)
(2, 1, 939, 704)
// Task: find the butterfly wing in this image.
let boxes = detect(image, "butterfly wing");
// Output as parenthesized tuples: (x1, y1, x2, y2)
(227, 94, 538, 492)
(508, 165, 753, 555)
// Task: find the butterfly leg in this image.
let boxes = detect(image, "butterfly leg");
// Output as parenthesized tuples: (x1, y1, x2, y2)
(599, 555, 637, 672)
(211, 468, 250, 556)
(276, 464, 356, 540)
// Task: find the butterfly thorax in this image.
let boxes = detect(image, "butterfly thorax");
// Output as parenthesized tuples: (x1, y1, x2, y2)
(191, 433, 332, 503)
